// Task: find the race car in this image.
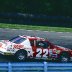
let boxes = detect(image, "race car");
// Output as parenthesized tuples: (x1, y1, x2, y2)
(0, 35, 72, 62)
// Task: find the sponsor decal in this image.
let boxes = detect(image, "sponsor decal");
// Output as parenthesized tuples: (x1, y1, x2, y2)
(0, 43, 2, 47)
(56, 50, 60, 54)
(13, 44, 24, 49)
(4, 53, 12, 55)
(53, 48, 60, 54)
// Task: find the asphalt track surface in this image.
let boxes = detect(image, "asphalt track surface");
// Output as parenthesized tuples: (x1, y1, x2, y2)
(0, 28, 72, 62)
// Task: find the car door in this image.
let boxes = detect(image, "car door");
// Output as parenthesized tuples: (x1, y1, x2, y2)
(30, 39, 53, 59)
(35, 40, 50, 59)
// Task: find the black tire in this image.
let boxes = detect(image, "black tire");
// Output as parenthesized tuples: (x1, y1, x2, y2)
(59, 52, 70, 63)
(15, 50, 27, 61)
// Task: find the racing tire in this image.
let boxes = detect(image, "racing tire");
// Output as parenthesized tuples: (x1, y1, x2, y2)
(15, 50, 27, 61)
(59, 52, 70, 63)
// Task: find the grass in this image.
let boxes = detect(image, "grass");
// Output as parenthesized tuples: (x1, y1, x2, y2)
(0, 23, 72, 32)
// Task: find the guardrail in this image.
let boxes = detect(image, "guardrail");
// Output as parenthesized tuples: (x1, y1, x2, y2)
(0, 62, 72, 72)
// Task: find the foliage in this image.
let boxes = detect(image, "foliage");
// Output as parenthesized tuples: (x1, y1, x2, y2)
(0, 0, 72, 16)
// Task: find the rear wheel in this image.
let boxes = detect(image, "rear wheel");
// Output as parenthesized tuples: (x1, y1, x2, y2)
(15, 50, 27, 61)
(59, 52, 70, 62)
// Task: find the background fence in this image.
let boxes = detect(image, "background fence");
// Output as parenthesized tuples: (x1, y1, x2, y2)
(0, 62, 72, 72)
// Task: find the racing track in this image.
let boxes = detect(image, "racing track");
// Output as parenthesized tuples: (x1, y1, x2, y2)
(0, 28, 72, 62)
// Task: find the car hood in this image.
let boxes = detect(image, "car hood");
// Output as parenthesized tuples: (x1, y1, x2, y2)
(0, 40, 11, 48)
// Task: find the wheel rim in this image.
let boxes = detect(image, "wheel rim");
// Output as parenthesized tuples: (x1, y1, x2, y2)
(61, 56, 68, 62)
(18, 53, 25, 60)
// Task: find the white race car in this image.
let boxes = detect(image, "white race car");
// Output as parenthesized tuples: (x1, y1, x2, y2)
(0, 35, 33, 61)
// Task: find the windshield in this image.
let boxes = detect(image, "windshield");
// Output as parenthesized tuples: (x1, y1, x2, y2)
(9, 36, 26, 44)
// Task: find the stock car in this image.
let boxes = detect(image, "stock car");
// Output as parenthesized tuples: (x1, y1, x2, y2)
(0, 35, 72, 62)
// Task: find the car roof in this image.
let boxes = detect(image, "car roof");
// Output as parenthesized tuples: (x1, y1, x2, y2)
(19, 35, 45, 40)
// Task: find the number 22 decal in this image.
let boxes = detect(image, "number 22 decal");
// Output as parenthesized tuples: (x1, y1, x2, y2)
(36, 49, 52, 58)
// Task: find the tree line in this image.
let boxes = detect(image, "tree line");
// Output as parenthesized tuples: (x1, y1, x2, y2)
(0, 0, 72, 16)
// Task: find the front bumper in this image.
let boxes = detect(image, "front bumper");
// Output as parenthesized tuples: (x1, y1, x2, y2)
(0, 51, 4, 55)
(0, 51, 13, 55)
(0, 48, 12, 55)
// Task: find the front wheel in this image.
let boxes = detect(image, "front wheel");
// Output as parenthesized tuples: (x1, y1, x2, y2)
(15, 50, 27, 61)
(59, 52, 70, 62)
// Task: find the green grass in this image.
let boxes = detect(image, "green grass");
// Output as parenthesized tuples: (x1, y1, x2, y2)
(0, 23, 72, 32)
